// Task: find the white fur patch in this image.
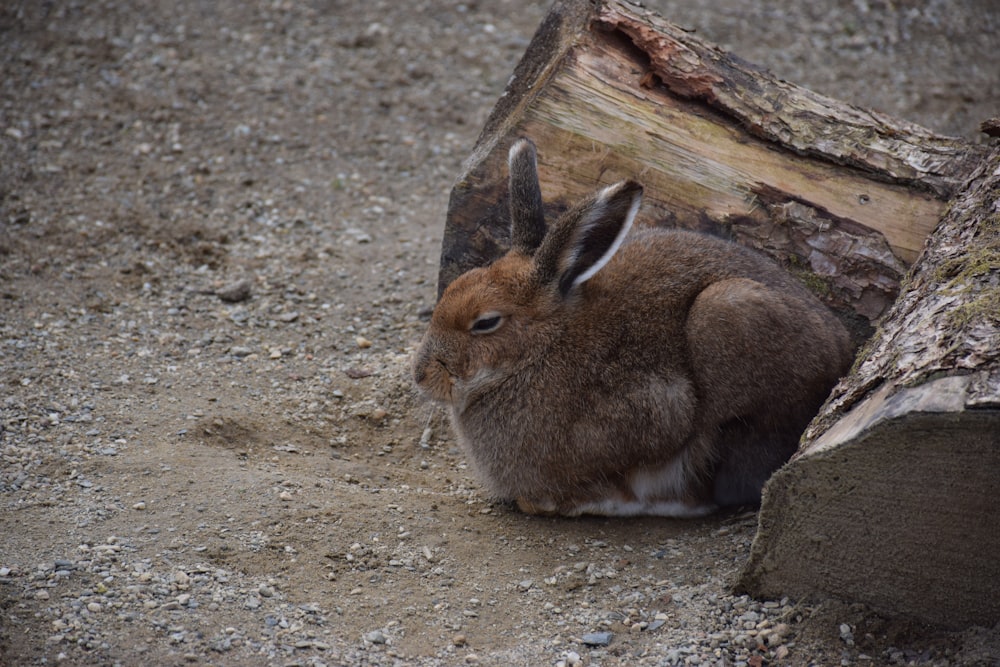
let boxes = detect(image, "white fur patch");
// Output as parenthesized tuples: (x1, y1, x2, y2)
(568, 497, 715, 518)
(565, 453, 715, 518)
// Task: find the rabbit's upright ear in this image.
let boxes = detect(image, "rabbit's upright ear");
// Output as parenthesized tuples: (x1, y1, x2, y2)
(534, 180, 643, 297)
(508, 138, 547, 255)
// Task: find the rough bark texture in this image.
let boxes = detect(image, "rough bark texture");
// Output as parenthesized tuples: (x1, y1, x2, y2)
(440, 0, 985, 338)
(738, 146, 1000, 629)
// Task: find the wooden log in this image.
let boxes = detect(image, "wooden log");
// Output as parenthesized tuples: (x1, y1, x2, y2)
(737, 145, 1000, 629)
(441, 0, 985, 338)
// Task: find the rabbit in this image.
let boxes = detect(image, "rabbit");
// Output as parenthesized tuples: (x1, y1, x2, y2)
(413, 138, 853, 517)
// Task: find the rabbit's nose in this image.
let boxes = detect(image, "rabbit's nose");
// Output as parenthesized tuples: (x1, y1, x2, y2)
(412, 351, 431, 385)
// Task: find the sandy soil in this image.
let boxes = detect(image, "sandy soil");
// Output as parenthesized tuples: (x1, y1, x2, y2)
(2, 1, 998, 665)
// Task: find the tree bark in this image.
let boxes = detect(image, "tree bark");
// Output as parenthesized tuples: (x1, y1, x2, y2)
(441, 0, 985, 337)
(737, 146, 1000, 629)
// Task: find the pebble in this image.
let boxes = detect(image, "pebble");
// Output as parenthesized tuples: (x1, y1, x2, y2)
(216, 279, 252, 303)
(581, 631, 613, 647)
(364, 629, 387, 644)
(355, 336, 373, 349)
(840, 623, 855, 646)
(556, 651, 583, 667)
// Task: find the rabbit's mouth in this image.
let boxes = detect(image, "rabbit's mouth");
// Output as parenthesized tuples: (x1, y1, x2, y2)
(417, 361, 505, 413)
(414, 357, 459, 404)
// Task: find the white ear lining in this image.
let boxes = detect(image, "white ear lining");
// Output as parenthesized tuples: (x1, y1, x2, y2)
(570, 182, 641, 288)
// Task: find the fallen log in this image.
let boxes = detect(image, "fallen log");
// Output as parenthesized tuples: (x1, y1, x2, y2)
(441, 0, 985, 337)
(438, 0, 999, 628)
(737, 146, 1000, 629)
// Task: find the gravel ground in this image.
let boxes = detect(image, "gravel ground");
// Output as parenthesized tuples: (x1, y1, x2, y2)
(2, 1, 998, 665)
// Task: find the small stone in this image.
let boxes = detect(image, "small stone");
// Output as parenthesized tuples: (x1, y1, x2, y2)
(581, 631, 613, 647)
(517, 579, 534, 591)
(775, 645, 790, 660)
(279, 491, 293, 501)
(217, 279, 252, 303)
(355, 336, 373, 349)
(34, 589, 50, 601)
(767, 622, 790, 645)
(229, 346, 253, 358)
(364, 630, 387, 644)
(132, 501, 146, 510)
(258, 584, 274, 597)
(87, 602, 102, 613)
(464, 655, 479, 664)
(839, 623, 855, 646)
(452, 634, 467, 647)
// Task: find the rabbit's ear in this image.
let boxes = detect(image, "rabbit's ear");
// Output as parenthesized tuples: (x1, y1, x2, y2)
(535, 180, 642, 297)
(508, 138, 547, 254)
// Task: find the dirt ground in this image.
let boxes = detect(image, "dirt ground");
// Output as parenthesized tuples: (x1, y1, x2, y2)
(2, 1, 999, 665)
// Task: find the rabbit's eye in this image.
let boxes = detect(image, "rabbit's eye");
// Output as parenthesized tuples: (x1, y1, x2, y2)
(470, 312, 503, 335)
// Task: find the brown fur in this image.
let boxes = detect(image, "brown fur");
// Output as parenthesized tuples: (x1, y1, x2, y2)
(413, 139, 853, 516)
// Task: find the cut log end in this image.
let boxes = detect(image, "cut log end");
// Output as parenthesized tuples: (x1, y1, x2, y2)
(738, 378, 1000, 629)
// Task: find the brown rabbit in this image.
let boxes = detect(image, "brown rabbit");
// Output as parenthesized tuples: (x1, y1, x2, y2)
(413, 138, 853, 517)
